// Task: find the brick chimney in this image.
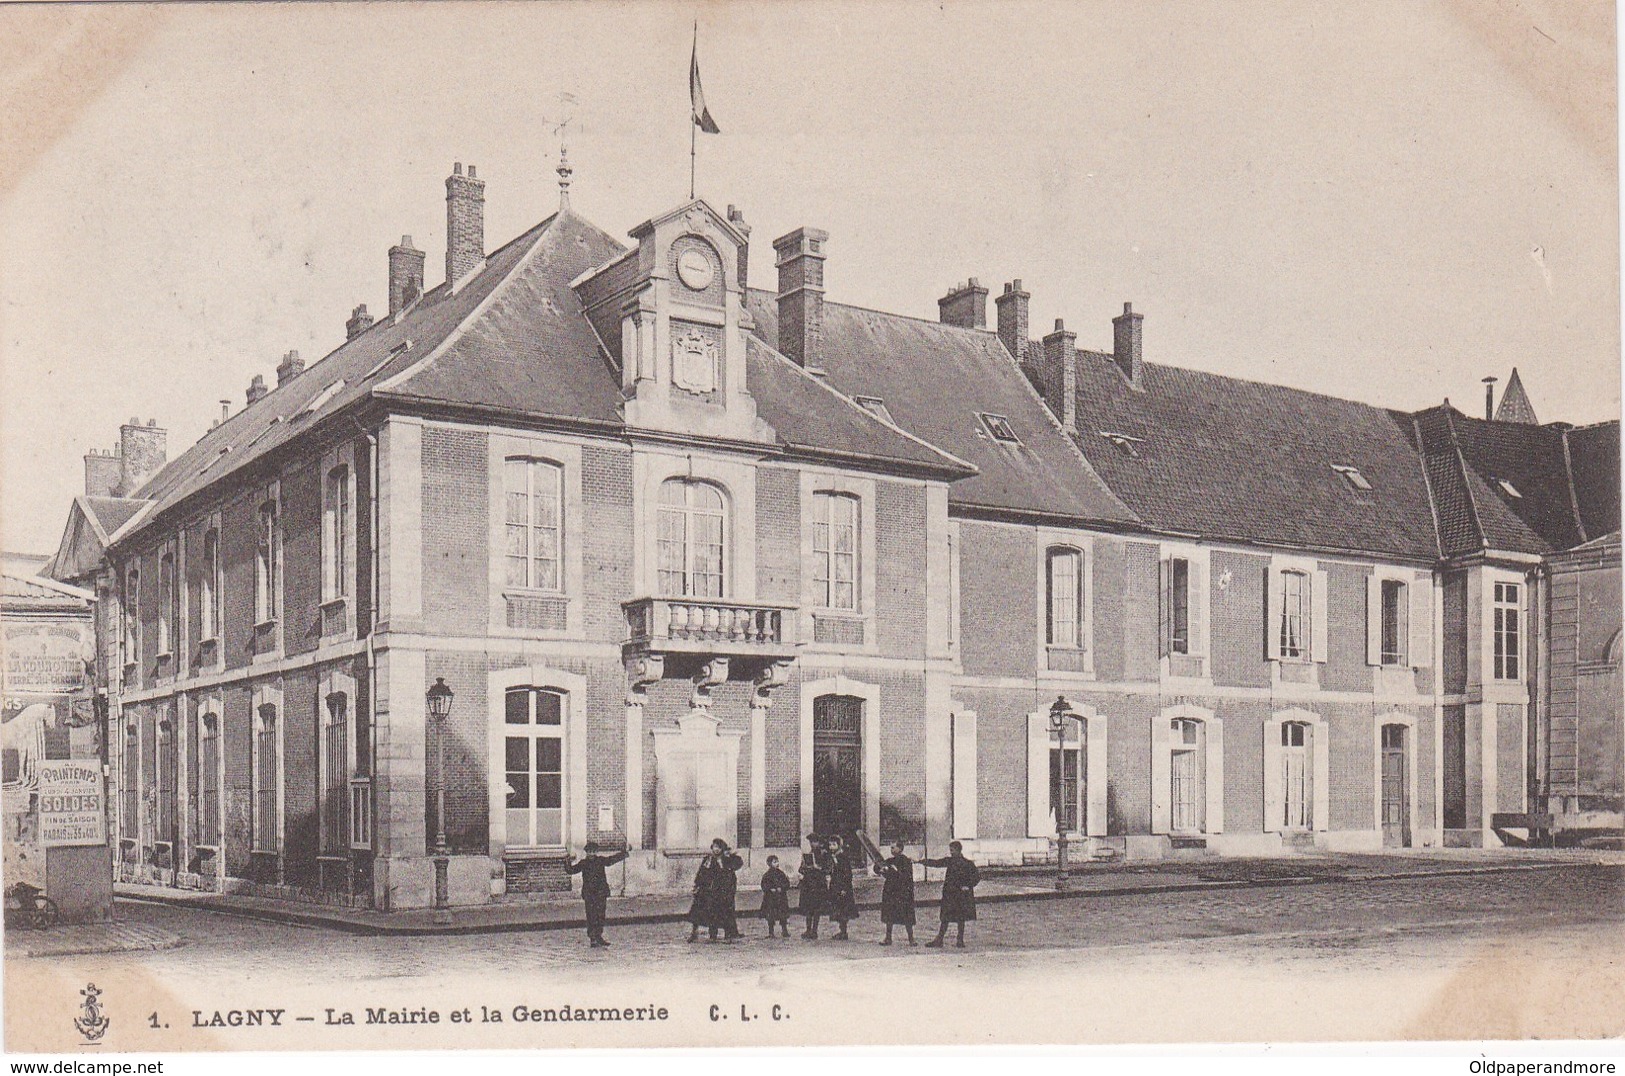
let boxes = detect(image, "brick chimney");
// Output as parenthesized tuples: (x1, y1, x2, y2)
(727, 205, 751, 294)
(1041, 319, 1078, 433)
(938, 278, 988, 329)
(346, 304, 374, 340)
(276, 349, 304, 387)
(246, 373, 268, 406)
(388, 235, 425, 317)
(1113, 302, 1143, 386)
(445, 162, 485, 287)
(84, 449, 121, 498)
(773, 227, 829, 370)
(995, 280, 1030, 364)
(118, 418, 167, 496)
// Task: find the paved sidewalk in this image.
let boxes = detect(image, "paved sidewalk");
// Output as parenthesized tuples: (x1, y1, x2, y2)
(113, 847, 1622, 937)
(4, 918, 183, 959)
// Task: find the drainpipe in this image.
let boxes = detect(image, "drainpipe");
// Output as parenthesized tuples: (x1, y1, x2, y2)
(1533, 563, 1551, 826)
(352, 417, 382, 903)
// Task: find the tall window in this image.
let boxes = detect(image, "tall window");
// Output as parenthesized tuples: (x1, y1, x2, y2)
(255, 501, 279, 623)
(812, 492, 859, 610)
(155, 718, 175, 843)
(198, 713, 220, 846)
(123, 567, 140, 666)
(1045, 547, 1084, 649)
(158, 553, 176, 656)
(1170, 557, 1191, 654)
(504, 687, 565, 847)
(252, 704, 279, 852)
(320, 693, 348, 853)
(657, 479, 725, 598)
(199, 529, 219, 642)
(1380, 579, 1406, 665)
(323, 466, 352, 601)
(1278, 570, 1308, 660)
(504, 458, 561, 591)
(1170, 718, 1204, 833)
(122, 723, 139, 841)
(1280, 722, 1311, 830)
(1493, 580, 1521, 680)
(1050, 744, 1082, 833)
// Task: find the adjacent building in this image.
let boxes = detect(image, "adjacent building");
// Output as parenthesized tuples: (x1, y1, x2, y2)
(51, 162, 1621, 909)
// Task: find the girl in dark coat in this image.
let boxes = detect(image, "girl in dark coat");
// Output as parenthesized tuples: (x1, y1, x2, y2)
(825, 835, 860, 939)
(922, 840, 979, 949)
(875, 841, 917, 946)
(797, 836, 830, 939)
(686, 839, 744, 943)
(759, 855, 792, 937)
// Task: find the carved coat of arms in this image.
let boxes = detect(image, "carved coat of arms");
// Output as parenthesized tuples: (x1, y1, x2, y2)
(671, 328, 719, 395)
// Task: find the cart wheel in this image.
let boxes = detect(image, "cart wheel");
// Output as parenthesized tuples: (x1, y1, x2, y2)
(33, 896, 58, 929)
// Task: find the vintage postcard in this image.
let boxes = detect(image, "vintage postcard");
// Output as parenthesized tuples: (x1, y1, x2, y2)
(2, 0, 1621, 1055)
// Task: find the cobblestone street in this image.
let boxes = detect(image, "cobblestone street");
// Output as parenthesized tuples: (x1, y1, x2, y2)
(7, 861, 1623, 1050)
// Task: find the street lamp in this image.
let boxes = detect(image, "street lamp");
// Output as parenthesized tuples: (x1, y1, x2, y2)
(426, 677, 454, 925)
(1048, 695, 1076, 891)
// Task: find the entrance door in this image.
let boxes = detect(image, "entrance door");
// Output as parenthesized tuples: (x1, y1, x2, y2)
(1281, 722, 1310, 831)
(812, 695, 863, 837)
(1170, 718, 1204, 834)
(1381, 724, 1410, 847)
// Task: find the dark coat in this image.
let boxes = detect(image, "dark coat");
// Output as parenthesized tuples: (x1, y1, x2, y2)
(922, 854, 979, 922)
(759, 866, 791, 921)
(826, 849, 860, 921)
(565, 851, 628, 900)
(797, 851, 829, 916)
(877, 853, 916, 926)
(688, 852, 743, 930)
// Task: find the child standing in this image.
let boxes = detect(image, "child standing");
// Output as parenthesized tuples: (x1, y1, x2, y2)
(759, 855, 792, 937)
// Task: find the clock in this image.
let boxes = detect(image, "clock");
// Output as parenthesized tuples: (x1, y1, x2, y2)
(677, 248, 716, 291)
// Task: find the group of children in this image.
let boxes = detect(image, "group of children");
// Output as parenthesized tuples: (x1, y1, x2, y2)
(566, 837, 982, 950)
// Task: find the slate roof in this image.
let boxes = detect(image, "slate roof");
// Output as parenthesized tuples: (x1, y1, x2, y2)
(1055, 349, 1440, 560)
(1568, 421, 1621, 543)
(1494, 368, 1539, 425)
(1, 570, 93, 609)
(744, 292, 1136, 525)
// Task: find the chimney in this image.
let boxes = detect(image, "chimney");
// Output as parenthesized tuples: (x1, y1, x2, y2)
(220, 399, 231, 424)
(1041, 320, 1078, 433)
(445, 162, 486, 286)
(1113, 302, 1143, 386)
(246, 373, 268, 406)
(346, 303, 374, 340)
(84, 448, 120, 498)
(995, 279, 1030, 364)
(773, 227, 829, 370)
(388, 235, 425, 317)
(938, 278, 988, 329)
(727, 205, 751, 294)
(1482, 376, 1498, 421)
(118, 418, 167, 496)
(276, 349, 304, 387)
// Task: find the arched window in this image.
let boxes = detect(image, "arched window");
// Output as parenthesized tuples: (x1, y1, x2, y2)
(504, 458, 563, 591)
(1279, 721, 1312, 830)
(255, 501, 279, 623)
(123, 567, 140, 665)
(1045, 547, 1084, 649)
(320, 693, 348, 853)
(252, 704, 279, 852)
(1169, 717, 1205, 834)
(199, 530, 220, 642)
(323, 466, 352, 601)
(504, 687, 566, 847)
(156, 716, 175, 843)
(812, 492, 859, 610)
(198, 712, 220, 847)
(122, 722, 139, 841)
(657, 479, 726, 598)
(157, 553, 176, 656)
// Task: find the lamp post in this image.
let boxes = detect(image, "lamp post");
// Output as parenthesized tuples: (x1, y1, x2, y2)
(426, 677, 454, 926)
(1048, 695, 1076, 891)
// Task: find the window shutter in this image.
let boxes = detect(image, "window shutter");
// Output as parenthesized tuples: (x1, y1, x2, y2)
(952, 713, 978, 840)
(1085, 714, 1108, 837)
(1365, 575, 1383, 666)
(1149, 715, 1171, 834)
(1311, 570, 1330, 664)
(1264, 568, 1282, 661)
(1189, 556, 1209, 659)
(1409, 572, 1433, 668)
(1026, 713, 1053, 838)
(1262, 721, 1283, 833)
(1311, 722, 1330, 832)
(1158, 556, 1172, 658)
(1203, 719, 1224, 833)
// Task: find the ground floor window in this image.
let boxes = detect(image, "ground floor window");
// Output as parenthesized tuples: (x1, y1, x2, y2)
(1050, 746, 1082, 834)
(320, 693, 348, 853)
(1280, 721, 1311, 831)
(504, 687, 565, 847)
(198, 713, 220, 847)
(1170, 717, 1205, 833)
(252, 705, 280, 852)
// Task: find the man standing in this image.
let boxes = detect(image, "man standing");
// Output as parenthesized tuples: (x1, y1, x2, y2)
(565, 841, 629, 948)
(922, 841, 979, 949)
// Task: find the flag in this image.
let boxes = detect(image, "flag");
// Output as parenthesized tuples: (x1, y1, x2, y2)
(690, 25, 720, 134)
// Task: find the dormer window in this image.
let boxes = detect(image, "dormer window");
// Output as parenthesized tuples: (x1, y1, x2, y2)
(979, 413, 1021, 444)
(853, 395, 894, 424)
(1331, 464, 1373, 492)
(1101, 431, 1144, 458)
(304, 380, 346, 415)
(1495, 477, 1522, 499)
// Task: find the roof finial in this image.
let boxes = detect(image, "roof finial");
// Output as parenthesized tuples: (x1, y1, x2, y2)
(545, 91, 578, 212)
(556, 145, 573, 210)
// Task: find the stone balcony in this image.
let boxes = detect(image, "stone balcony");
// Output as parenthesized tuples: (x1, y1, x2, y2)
(623, 596, 799, 659)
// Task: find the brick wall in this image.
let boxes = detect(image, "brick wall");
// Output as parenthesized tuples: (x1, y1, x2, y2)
(222, 683, 253, 876)
(1123, 541, 1161, 681)
(1092, 539, 1126, 681)
(765, 680, 801, 846)
(1217, 698, 1269, 832)
(421, 426, 488, 635)
(1325, 702, 1374, 830)
(874, 670, 926, 843)
(1497, 703, 1525, 812)
(1108, 694, 1156, 834)
(1441, 704, 1466, 829)
(282, 464, 322, 656)
(1320, 563, 1374, 693)
(1442, 572, 1469, 694)
(582, 445, 635, 641)
(1211, 550, 1271, 687)
(875, 481, 927, 657)
(425, 650, 497, 853)
(282, 668, 319, 885)
(755, 467, 800, 604)
(221, 494, 258, 671)
(958, 521, 1036, 678)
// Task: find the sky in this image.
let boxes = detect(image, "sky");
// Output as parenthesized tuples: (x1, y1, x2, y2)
(1, 0, 1618, 556)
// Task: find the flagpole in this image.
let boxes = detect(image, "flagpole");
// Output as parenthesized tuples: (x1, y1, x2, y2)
(690, 110, 696, 200)
(690, 20, 698, 199)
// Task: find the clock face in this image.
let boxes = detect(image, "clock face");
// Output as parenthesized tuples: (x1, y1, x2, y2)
(677, 248, 716, 291)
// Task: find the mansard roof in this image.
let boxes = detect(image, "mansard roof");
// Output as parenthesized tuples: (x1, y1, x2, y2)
(744, 292, 1137, 526)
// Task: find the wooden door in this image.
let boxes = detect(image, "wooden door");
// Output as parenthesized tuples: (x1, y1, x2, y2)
(1381, 724, 1409, 847)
